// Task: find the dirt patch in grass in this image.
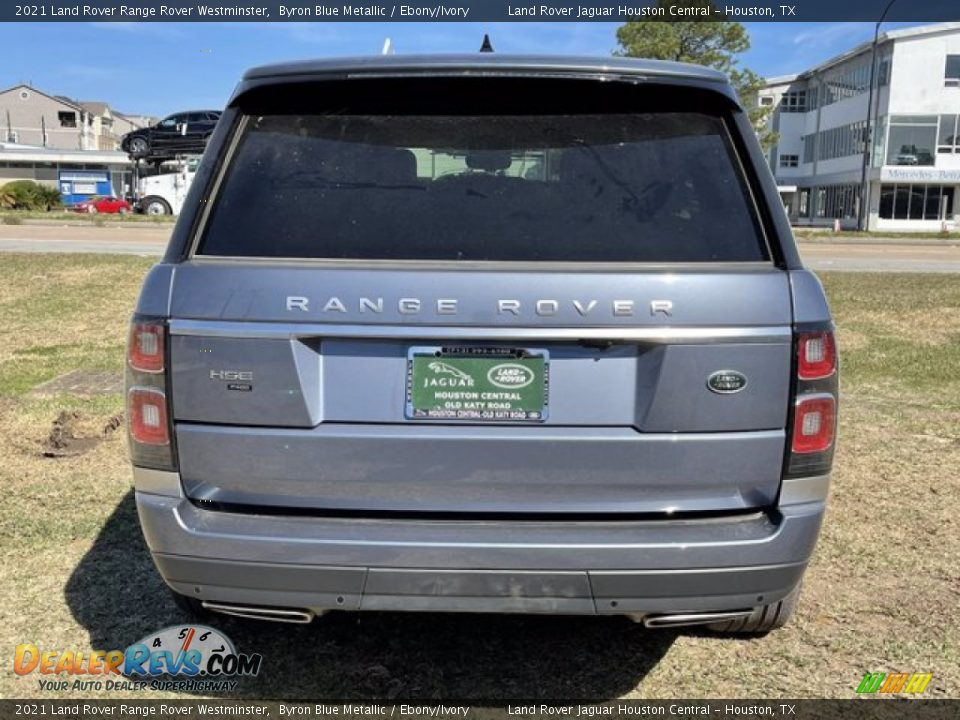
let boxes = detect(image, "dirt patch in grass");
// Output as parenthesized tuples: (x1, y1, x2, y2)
(40, 410, 123, 458)
(42, 411, 98, 458)
(0, 259, 957, 700)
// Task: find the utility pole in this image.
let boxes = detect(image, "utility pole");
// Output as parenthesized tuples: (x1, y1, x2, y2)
(858, 0, 897, 231)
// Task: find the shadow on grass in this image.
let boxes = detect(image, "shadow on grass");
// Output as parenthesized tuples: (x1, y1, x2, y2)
(66, 491, 677, 700)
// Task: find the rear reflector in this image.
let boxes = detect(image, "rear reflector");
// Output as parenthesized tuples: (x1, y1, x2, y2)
(128, 322, 165, 373)
(798, 331, 836, 380)
(792, 394, 836, 454)
(129, 387, 170, 445)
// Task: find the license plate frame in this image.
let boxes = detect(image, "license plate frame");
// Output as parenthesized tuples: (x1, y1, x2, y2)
(405, 346, 550, 422)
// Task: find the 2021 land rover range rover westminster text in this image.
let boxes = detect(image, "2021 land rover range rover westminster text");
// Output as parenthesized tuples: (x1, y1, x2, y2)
(126, 54, 837, 633)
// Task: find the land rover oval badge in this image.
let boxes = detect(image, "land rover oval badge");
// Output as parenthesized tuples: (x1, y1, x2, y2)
(707, 370, 748, 394)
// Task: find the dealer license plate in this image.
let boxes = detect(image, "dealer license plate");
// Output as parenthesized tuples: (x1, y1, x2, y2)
(406, 346, 549, 421)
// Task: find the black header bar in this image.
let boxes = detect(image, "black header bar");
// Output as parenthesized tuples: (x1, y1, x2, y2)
(3, 0, 960, 23)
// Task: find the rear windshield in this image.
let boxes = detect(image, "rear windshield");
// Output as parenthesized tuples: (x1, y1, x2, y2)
(198, 113, 768, 262)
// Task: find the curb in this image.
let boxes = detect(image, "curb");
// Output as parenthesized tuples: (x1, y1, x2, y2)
(795, 235, 960, 247)
(2, 218, 175, 230)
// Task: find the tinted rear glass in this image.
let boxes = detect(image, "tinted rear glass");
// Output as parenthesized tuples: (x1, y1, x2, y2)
(198, 113, 767, 262)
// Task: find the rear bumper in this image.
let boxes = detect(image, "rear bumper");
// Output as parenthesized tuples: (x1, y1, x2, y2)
(134, 470, 828, 617)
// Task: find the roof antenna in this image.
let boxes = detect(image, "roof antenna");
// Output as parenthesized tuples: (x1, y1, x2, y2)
(479, 34, 494, 53)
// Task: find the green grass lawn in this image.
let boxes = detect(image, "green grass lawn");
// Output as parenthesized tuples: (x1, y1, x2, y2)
(0, 255, 957, 700)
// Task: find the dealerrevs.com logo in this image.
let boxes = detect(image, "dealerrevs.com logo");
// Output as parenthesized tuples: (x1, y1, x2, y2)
(13, 625, 262, 692)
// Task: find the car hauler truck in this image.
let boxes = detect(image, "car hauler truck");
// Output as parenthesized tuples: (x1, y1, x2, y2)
(132, 155, 199, 215)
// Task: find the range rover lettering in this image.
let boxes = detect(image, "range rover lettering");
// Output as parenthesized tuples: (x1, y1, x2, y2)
(127, 54, 838, 633)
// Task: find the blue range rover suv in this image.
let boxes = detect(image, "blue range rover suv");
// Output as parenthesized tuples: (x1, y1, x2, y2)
(126, 54, 838, 633)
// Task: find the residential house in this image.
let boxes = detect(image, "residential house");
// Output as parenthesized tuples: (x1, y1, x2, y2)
(0, 84, 87, 149)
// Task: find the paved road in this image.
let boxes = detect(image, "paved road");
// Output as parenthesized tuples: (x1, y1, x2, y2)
(1, 225, 959, 272)
(799, 242, 960, 273)
(0, 225, 170, 256)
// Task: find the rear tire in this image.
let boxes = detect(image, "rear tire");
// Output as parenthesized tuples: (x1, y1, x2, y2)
(707, 582, 802, 634)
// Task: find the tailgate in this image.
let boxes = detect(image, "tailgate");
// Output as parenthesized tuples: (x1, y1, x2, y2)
(168, 263, 792, 515)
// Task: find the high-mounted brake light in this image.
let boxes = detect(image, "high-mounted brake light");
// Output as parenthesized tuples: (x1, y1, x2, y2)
(128, 322, 165, 373)
(128, 387, 170, 445)
(792, 394, 836, 454)
(797, 330, 836, 380)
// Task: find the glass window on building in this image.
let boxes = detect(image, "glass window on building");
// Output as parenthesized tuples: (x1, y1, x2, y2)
(878, 58, 891, 86)
(798, 189, 810, 217)
(813, 184, 860, 219)
(802, 134, 815, 164)
(945, 55, 960, 87)
(894, 186, 910, 217)
(872, 116, 887, 167)
(814, 121, 866, 162)
(34, 162, 57, 181)
(938, 114, 959, 153)
(879, 184, 955, 220)
(886, 116, 938, 166)
(780, 90, 807, 113)
(779, 154, 799, 168)
(821, 61, 871, 106)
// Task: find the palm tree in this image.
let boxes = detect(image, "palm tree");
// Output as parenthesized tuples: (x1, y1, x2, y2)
(0, 188, 16, 209)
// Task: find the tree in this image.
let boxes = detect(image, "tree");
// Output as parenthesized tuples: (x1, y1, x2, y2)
(615, 0, 776, 150)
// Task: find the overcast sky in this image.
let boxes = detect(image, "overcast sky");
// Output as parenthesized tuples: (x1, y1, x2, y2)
(0, 21, 920, 117)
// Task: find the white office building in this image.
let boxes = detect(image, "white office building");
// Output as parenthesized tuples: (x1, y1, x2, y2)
(760, 23, 960, 231)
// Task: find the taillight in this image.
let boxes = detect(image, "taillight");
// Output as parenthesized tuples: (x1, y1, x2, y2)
(785, 324, 838, 478)
(792, 394, 836, 454)
(128, 322, 165, 373)
(125, 316, 175, 470)
(797, 331, 836, 380)
(128, 387, 170, 445)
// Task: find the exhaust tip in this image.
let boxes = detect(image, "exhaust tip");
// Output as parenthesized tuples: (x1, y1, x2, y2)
(202, 601, 316, 624)
(641, 610, 753, 629)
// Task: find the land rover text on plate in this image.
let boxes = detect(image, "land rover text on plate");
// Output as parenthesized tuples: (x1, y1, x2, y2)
(127, 54, 838, 633)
